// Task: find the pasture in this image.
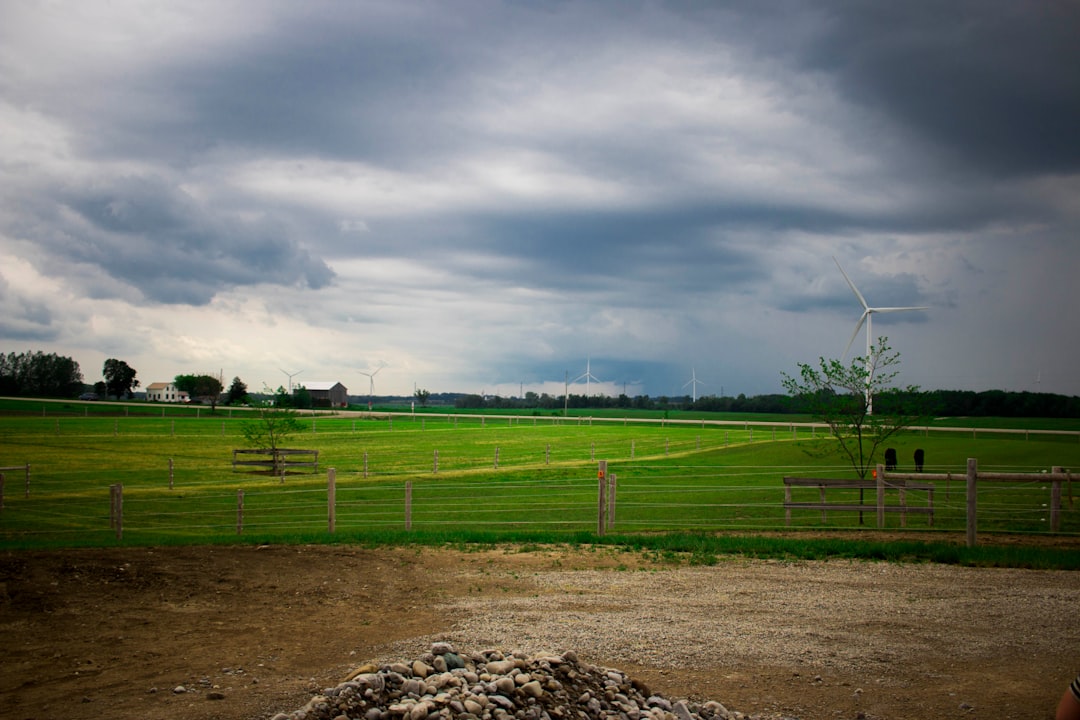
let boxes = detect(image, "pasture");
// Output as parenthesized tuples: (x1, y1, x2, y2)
(1, 400, 1079, 553)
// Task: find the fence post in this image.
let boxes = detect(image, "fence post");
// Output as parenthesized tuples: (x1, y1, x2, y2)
(966, 457, 978, 548)
(363, 451, 369, 479)
(545, 444, 550, 465)
(24, 464, 30, 498)
(494, 447, 500, 469)
(328, 468, 336, 534)
(591, 442, 595, 461)
(1051, 466, 1063, 533)
(433, 449, 438, 474)
(405, 481, 412, 531)
(113, 484, 123, 540)
(597, 461, 608, 536)
(169, 458, 174, 490)
(876, 464, 885, 528)
(237, 489, 244, 534)
(607, 473, 617, 530)
(784, 481, 791, 526)
(0, 473, 4, 511)
(631, 440, 635, 460)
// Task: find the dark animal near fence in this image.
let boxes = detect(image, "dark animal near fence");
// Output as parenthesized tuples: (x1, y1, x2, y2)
(884, 448, 898, 471)
(914, 448, 925, 472)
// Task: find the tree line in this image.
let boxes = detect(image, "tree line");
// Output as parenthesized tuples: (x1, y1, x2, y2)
(451, 388, 1080, 418)
(3, 349, 1079, 418)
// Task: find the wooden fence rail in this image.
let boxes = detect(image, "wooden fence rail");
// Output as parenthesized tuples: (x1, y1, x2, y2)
(786, 458, 1073, 546)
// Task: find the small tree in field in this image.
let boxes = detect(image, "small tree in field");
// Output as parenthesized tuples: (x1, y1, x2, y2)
(782, 337, 927, 479)
(240, 397, 302, 476)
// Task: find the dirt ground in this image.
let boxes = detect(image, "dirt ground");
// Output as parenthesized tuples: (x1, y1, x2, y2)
(2, 539, 1078, 720)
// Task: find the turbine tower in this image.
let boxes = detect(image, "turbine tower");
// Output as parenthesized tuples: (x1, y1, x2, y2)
(834, 257, 927, 414)
(359, 366, 383, 410)
(683, 368, 704, 403)
(280, 368, 303, 394)
(575, 355, 600, 397)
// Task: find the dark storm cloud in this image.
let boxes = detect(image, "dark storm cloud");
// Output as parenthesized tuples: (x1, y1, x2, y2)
(801, 0, 1080, 177)
(38, 175, 335, 305)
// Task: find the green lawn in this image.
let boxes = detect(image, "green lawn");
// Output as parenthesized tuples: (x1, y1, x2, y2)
(1, 403, 1078, 555)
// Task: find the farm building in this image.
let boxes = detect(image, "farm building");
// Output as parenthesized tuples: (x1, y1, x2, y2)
(145, 382, 190, 403)
(302, 381, 349, 408)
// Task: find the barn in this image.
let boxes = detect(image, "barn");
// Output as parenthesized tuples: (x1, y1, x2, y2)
(303, 381, 349, 408)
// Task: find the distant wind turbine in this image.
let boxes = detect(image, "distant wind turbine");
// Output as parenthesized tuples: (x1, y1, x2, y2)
(575, 356, 600, 397)
(683, 368, 704, 403)
(834, 257, 927, 414)
(359, 365, 383, 410)
(280, 368, 303, 394)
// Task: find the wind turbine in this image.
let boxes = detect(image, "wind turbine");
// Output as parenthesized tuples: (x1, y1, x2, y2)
(358, 366, 383, 410)
(834, 257, 927, 413)
(575, 356, 600, 397)
(280, 368, 303, 394)
(683, 368, 704, 403)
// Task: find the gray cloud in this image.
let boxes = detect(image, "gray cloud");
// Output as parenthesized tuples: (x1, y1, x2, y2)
(0, 1, 1077, 396)
(16, 175, 335, 305)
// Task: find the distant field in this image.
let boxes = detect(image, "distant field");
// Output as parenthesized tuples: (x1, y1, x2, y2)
(1, 398, 1078, 550)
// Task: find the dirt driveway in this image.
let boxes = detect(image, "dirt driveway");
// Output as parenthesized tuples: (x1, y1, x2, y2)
(2, 541, 1078, 720)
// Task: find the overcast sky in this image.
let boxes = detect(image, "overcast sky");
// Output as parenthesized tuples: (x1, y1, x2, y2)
(2, 1, 1079, 400)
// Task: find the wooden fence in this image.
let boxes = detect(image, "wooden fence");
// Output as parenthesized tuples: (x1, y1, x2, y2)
(785, 458, 1072, 546)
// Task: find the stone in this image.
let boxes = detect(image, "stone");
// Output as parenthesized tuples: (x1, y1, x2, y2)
(269, 648, 748, 720)
(485, 659, 516, 675)
(520, 681, 543, 698)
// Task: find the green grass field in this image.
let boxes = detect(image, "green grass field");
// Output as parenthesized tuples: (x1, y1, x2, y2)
(2, 399, 1079, 562)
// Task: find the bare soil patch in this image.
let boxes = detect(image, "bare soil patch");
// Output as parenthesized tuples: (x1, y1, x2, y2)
(1, 542, 1077, 720)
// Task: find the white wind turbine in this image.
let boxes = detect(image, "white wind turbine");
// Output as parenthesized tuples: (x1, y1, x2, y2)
(358, 365, 383, 410)
(683, 368, 704, 403)
(834, 257, 927, 414)
(575, 355, 600, 397)
(280, 368, 303, 394)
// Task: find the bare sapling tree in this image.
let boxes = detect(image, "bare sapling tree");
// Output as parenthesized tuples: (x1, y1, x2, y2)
(782, 336, 928, 479)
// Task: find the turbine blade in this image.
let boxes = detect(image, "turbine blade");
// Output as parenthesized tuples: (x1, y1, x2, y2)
(872, 306, 929, 313)
(843, 313, 867, 357)
(834, 256, 869, 310)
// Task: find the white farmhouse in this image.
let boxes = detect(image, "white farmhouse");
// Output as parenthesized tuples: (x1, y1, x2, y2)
(145, 382, 190, 403)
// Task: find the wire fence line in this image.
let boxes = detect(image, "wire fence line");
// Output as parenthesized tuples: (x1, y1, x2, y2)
(2, 458, 1076, 547)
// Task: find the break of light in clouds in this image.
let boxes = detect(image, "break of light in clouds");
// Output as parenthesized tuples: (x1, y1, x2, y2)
(2, 0, 1079, 398)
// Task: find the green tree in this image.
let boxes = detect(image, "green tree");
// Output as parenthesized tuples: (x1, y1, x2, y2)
(414, 388, 431, 407)
(226, 376, 249, 405)
(240, 395, 302, 476)
(292, 384, 312, 410)
(0, 351, 83, 397)
(174, 374, 224, 411)
(781, 337, 927, 480)
(103, 358, 139, 399)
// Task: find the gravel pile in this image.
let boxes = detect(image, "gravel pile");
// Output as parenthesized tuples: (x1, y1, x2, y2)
(271, 644, 767, 720)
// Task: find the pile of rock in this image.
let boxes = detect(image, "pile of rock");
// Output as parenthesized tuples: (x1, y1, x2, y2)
(270, 644, 755, 720)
